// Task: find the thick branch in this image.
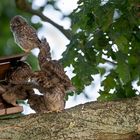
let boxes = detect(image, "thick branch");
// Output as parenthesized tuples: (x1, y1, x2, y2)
(0, 96, 140, 140)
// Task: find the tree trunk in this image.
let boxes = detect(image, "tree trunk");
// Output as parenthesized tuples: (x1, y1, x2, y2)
(0, 96, 140, 140)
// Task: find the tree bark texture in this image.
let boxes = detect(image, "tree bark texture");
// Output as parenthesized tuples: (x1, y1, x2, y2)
(0, 96, 140, 140)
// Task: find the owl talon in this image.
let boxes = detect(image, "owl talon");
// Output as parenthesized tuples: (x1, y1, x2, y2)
(43, 110, 63, 114)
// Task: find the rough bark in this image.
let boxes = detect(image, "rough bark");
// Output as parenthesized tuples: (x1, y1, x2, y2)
(0, 96, 140, 140)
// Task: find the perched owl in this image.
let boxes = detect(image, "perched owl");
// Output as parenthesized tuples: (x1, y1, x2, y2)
(10, 15, 41, 52)
(31, 37, 75, 112)
(38, 38, 75, 92)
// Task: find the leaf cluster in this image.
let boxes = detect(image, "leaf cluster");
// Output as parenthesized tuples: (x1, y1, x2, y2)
(62, 0, 140, 100)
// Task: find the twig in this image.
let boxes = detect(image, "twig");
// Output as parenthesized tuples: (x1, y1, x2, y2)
(102, 58, 117, 65)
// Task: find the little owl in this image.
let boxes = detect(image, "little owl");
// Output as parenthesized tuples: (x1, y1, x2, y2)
(10, 15, 41, 52)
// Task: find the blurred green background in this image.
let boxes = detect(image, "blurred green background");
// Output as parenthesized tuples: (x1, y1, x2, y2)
(0, 0, 22, 55)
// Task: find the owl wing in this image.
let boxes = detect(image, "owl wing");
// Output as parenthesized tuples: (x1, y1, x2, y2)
(41, 60, 75, 92)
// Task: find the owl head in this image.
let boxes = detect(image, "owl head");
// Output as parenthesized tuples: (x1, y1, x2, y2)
(10, 15, 27, 32)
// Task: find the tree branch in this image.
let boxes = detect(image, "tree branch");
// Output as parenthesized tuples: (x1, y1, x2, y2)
(102, 58, 117, 65)
(28, 9, 72, 40)
(15, 0, 72, 40)
(0, 96, 140, 140)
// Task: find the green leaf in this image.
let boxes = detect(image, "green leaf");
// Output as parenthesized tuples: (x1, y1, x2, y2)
(116, 52, 131, 84)
(102, 74, 116, 92)
(97, 91, 117, 101)
(95, 3, 114, 31)
(114, 35, 128, 52)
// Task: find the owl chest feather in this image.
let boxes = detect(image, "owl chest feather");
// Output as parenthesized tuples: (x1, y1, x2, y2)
(14, 29, 40, 51)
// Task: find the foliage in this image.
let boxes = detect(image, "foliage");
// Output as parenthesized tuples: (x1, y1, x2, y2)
(62, 0, 140, 100)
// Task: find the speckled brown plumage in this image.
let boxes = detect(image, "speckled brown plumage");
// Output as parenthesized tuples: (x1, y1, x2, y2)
(41, 60, 67, 79)
(38, 38, 51, 64)
(1, 84, 32, 106)
(0, 60, 34, 107)
(44, 84, 66, 112)
(10, 15, 41, 52)
(38, 38, 74, 91)
(31, 71, 59, 90)
(28, 94, 48, 113)
(30, 69, 66, 112)
(6, 61, 32, 84)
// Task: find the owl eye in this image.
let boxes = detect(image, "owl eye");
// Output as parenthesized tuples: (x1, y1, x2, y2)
(16, 18, 22, 25)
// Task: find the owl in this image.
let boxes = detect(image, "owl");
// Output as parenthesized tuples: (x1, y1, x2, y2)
(37, 38, 75, 92)
(10, 15, 41, 52)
